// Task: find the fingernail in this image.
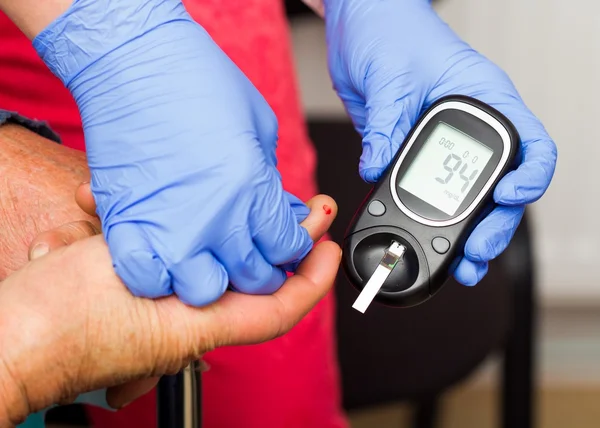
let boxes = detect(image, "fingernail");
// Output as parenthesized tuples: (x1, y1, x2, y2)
(30, 243, 49, 260)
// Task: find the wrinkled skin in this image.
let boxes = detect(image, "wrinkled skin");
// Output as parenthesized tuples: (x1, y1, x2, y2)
(0, 124, 97, 277)
(0, 124, 341, 426)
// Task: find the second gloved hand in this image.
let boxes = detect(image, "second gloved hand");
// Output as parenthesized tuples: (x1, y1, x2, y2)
(323, 0, 557, 285)
(32, 0, 313, 305)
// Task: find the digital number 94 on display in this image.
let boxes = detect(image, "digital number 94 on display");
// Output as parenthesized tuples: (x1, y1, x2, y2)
(435, 137, 480, 194)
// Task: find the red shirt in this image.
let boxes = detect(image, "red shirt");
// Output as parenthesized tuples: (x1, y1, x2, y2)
(0, 1, 347, 427)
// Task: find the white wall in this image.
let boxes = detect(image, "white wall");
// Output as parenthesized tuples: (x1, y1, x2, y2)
(291, 0, 600, 307)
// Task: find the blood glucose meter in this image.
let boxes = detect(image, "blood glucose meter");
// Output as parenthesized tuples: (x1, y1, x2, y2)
(342, 95, 519, 313)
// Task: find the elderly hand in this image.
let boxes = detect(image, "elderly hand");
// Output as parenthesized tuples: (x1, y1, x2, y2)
(0, 189, 340, 425)
(0, 123, 98, 278)
(25, 183, 339, 410)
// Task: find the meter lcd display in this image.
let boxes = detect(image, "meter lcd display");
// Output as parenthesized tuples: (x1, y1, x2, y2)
(398, 121, 494, 216)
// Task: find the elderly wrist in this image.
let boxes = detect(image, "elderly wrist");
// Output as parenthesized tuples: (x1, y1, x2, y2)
(0, 351, 29, 426)
(0, 260, 79, 424)
(0, 297, 36, 425)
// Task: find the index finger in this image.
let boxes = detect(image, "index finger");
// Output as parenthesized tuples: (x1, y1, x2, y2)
(302, 195, 338, 242)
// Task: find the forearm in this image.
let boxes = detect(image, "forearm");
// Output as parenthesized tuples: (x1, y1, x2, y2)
(0, 0, 72, 39)
(0, 120, 94, 278)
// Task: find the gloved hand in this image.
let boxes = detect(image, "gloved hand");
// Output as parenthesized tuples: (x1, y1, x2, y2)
(32, 0, 313, 305)
(323, 0, 557, 285)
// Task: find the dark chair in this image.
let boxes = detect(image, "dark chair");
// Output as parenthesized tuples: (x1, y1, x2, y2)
(308, 120, 536, 428)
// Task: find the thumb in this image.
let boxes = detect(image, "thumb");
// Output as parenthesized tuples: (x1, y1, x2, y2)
(153, 196, 341, 362)
(75, 181, 97, 217)
(213, 241, 341, 347)
(301, 195, 338, 243)
(279, 194, 337, 272)
(29, 220, 100, 260)
(161, 240, 341, 356)
(360, 90, 418, 183)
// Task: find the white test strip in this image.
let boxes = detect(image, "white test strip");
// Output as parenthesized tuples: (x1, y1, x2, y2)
(352, 242, 406, 314)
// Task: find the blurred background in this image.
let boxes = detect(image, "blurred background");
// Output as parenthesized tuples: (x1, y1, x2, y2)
(46, 0, 599, 427)
(285, 0, 600, 427)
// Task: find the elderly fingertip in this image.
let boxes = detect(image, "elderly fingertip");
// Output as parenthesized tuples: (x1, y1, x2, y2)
(324, 197, 339, 217)
(302, 194, 337, 217)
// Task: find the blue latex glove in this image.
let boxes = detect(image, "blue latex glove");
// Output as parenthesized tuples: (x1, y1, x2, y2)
(33, 0, 313, 305)
(324, 0, 557, 285)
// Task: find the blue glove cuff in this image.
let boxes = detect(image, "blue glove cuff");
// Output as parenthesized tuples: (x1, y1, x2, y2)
(32, 0, 192, 86)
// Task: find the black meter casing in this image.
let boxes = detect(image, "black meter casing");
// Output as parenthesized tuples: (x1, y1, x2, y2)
(342, 95, 520, 309)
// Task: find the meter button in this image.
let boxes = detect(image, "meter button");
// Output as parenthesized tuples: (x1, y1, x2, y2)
(367, 200, 386, 216)
(432, 237, 450, 254)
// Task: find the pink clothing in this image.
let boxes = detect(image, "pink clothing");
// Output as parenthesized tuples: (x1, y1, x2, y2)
(0, 0, 347, 427)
